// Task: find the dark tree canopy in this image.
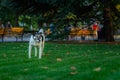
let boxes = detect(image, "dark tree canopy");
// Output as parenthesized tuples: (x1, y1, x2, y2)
(0, 0, 120, 42)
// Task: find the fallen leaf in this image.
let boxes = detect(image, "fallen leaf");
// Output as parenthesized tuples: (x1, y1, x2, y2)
(70, 71, 78, 75)
(66, 52, 70, 55)
(41, 66, 49, 69)
(24, 68, 29, 71)
(56, 58, 62, 62)
(70, 66, 77, 70)
(93, 67, 101, 72)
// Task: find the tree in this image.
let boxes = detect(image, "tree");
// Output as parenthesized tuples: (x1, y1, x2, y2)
(0, 0, 18, 26)
(98, 0, 120, 41)
(3, 0, 120, 42)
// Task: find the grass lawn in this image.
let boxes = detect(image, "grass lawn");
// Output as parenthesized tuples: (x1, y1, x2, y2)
(0, 42, 120, 80)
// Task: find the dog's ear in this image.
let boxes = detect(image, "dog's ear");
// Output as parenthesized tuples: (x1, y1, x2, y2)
(33, 33, 35, 36)
(31, 32, 35, 36)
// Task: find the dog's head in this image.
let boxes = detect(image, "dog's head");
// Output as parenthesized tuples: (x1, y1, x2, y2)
(33, 32, 42, 42)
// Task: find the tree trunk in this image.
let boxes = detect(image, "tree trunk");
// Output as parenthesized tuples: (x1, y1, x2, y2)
(15, 16, 19, 27)
(103, 7, 114, 42)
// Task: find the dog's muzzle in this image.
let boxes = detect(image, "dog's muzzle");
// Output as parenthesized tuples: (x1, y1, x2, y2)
(33, 34, 43, 42)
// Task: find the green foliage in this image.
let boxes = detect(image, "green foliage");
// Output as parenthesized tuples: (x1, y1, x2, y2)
(18, 15, 41, 30)
(0, 0, 120, 37)
(0, 0, 19, 26)
(0, 42, 120, 80)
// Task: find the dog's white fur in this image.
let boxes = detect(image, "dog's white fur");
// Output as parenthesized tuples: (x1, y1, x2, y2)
(28, 28, 45, 59)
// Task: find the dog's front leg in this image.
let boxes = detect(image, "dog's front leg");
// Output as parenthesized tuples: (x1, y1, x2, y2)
(34, 46, 37, 57)
(38, 42, 42, 59)
(28, 45, 32, 58)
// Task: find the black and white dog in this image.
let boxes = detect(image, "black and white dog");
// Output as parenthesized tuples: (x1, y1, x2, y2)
(28, 28, 45, 59)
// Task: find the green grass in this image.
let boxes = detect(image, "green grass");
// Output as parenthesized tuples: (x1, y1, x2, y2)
(0, 42, 120, 80)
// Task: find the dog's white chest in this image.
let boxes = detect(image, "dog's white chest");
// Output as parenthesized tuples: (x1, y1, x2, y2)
(32, 42, 40, 46)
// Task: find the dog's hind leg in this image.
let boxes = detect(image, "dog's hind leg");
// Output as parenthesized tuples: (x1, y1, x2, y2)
(41, 35, 45, 51)
(41, 41, 44, 57)
(42, 35, 45, 50)
(28, 45, 32, 58)
(38, 42, 42, 59)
